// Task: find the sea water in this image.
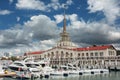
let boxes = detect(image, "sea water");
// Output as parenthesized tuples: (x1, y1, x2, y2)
(2, 72, 120, 80)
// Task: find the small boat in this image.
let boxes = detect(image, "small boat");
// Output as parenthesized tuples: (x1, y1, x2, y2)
(79, 68, 109, 75)
(42, 66, 54, 78)
(50, 70, 69, 77)
(0, 64, 5, 77)
(0, 63, 16, 78)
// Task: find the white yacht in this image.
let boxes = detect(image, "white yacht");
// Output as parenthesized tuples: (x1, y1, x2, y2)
(0, 63, 4, 74)
(90, 69, 109, 74)
(24, 58, 52, 78)
(8, 61, 28, 71)
(50, 65, 69, 77)
(8, 60, 41, 79)
(79, 68, 109, 75)
(50, 70, 69, 77)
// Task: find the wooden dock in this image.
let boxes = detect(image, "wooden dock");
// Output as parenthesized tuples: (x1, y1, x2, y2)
(0, 72, 16, 78)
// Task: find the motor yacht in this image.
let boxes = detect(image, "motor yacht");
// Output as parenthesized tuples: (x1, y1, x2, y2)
(0, 64, 4, 75)
(8, 61, 28, 71)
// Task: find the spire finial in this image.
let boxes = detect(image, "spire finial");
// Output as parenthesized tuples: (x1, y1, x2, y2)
(63, 4, 67, 32)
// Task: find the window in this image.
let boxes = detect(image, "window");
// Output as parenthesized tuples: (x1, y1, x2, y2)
(90, 53, 93, 56)
(109, 51, 113, 55)
(86, 53, 88, 56)
(66, 52, 69, 57)
(70, 53, 73, 57)
(14, 63, 24, 66)
(56, 51, 58, 53)
(95, 52, 98, 56)
(47, 53, 50, 57)
(44, 54, 46, 57)
(82, 53, 84, 56)
(51, 52, 54, 58)
(40, 55, 41, 58)
(61, 51, 64, 57)
(78, 53, 80, 57)
(100, 52, 103, 56)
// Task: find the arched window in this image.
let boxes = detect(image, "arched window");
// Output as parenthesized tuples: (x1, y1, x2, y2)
(78, 53, 80, 57)
(56, 51, 58, 53)
(66, 52, 69, 57)
(47, 53, 50, 57)
(61, 51, 64, 57)
(51, 52, 54, 58)
(70, 53, 73, 57)
(82, 53, 84, 56)
(44, 54, 46, 58)
(90, 53, 93, 56)
(95, 52, 98, 56)
(86, 53, 88, 56)
(39, 55, 41, 59)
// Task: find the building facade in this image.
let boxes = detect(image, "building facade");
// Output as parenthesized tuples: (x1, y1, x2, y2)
(24, 13, 120, 68)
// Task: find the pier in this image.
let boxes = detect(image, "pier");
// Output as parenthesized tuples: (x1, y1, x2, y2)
(0, 72, 16, 78)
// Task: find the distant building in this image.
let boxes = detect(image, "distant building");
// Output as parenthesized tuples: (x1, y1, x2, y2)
(24, 12, 119, 68)
(4, 52, 10, 57)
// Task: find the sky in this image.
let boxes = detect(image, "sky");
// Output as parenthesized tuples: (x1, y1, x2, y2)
(0, 0, 120, 56)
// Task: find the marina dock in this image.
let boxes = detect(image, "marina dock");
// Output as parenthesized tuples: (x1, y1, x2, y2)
(0, 72, 16, 78)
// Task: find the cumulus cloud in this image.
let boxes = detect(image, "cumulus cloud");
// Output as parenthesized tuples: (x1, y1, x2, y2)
(0, 14, 60, 56)
(87, 0, 120, 23)
(53, 13, 120, 45)
(16, 0, 47, 11)
(0, 10, 12, 15)
(67, 14, 120, 45)
(24, 15, 59, 40)
(0, 13, 120, 56)
(16, 0, 73, 11)
(54, 15, 64, 23)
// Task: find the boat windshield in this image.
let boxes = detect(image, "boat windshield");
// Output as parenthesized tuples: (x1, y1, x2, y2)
(14, 63, 24, 66)
(26, 64, 37, 68)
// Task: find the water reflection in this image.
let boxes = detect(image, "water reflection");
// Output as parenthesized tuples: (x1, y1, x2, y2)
(2, 72, 120, 80)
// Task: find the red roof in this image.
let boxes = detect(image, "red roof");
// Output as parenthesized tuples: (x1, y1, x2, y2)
(24, 51, 44, 55)
(73, 45, 114, 51)
(24, 45, 115, 56)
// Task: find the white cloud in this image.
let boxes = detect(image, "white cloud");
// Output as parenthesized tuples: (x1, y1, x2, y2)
(65, 14, 120, 45)
(0, 10, 12, 15)
(69, 14, 78, 22)
(66, 0, 73, 5)
(0, 13, 120, 56)
(87, 0, 120, 23)
(108, 31, 120, 41)
(16, 0, 47, 11)
(24, 15, 59, 40)
(54, 14, 120, 44)
(54, 15, 64, 23)
(16, 0, 73, 11)
(0, 14, 60, 56)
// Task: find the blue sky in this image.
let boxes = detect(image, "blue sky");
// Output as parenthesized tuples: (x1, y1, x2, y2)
(0, 0, 120, 56)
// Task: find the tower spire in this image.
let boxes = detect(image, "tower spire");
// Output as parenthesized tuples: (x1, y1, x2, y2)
(63, 5, 66, 33)
(56, 5, 77, 49)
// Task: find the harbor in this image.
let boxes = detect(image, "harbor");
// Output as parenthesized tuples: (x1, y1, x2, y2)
(0, 57, 110, 79)
(1, 72, 120, 80)
(0, 6, 120, 79)
(0, 0, 120, 80)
